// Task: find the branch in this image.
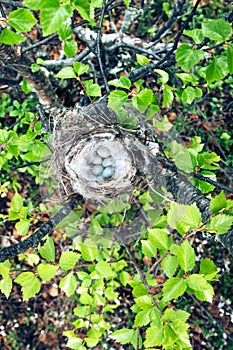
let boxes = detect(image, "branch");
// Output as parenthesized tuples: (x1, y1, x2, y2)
(0, 196, 83, 262)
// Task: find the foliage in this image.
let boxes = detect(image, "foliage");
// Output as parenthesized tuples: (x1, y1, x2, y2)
(0, 0, 233, 349)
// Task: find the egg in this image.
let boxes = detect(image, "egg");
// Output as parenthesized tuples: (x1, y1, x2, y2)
(97, 146, 110, 158)
(92, 165, 103, 176)
(102, 157, 113, 167)
(102, 166, 113, 178)
(92, 155, 102, 165)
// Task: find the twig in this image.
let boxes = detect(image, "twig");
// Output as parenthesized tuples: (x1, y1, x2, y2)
(96, 0, 110, 94)
(0, 195, 83, 262)
(0, 0, 25, 8)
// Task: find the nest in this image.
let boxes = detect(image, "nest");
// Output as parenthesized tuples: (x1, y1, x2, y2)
(48, 103, 160, 201)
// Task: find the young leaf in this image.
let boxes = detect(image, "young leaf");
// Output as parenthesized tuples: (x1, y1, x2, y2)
(108, 90, 128, 110)
(55, 67, 76, 79)
(136, 54, 150, 66)
(95, 261, 115, 278)
(79, 239, 98, 262)
(39, 237, 55, 261)
(110, 328, 135, 345)
(144, 325, 163, 347)
(23, 0, 44, 10)
(186, 274, 214, 303)
(175, 44, 204, 71)
(9, 9, 37, 32)
(202, 19, 232, 43)
(148, 228, 169, 250)
(183, 29, 204, 44)
(206, 57, 228, 83)
(85, 83, 101, 97)
(134, 309, 151, 327)
(208, 214, 233, 235)
(37, 263, 58, 281)
(141, 239, 157, 257)
(0, 277, 12, 299)
(154, 69, 169, 84)
(200, 258, 218, 281)
(59, 251, 80, 271)
(63, 330, 83, 348)
(58, 23, 72, 40)
(161, 255, 178, 278)
(162, 277, 187, 301)
(11, 192, 23, 212)
(59, 272, 77, 297)
(73, 62, 89, 75)
(181, 86, 196, 104)
(15, 220, 30, 236)
(177, 239, 196, 272)
(109, 76, 131, 90)
(167, 203, 202, 235)
(15, 272, 41, 300)
(64, 40, 78, 58)
(132, 88, 153, 113)
(227, 45, 233, 74)
(162, 84, 174, 107)
(210, 191, 227, 214)
(0, 28, 25, 44)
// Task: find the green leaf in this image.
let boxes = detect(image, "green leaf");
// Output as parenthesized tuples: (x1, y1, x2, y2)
(186, 274, 214, 303)
(59, 272, 77, 297)
(9, 9, 37, 32)
(55, 66, 76, 79)
(15, 272, 41, 300)
(176, 73, 199, 84)
(181, 86, 196, 104)
(85, 83, 101, 97)
(200, 258, 218, 281)
(183, 29, 204, 44)
(208, 214, 233, 235)
(177, 239, 196, 272)
(11, 192, 23, 212)
(79, 239, 98, 262)
(59, 251, 80, 270)
(210, 191, 227, 214)
(39, 236, 55, 261)
(194, 171, 216, 193)
(162, 277, 187, 301)
(63, 330, 83, 349)
(134, 309, 151, 327)
(161, 255, 178, 278)
(15, 220, 30, 236)
(23, 0, 44, 10)
(148, 228, 169, 250)
(95, 261, 115, 278)
(40, 1, 72, 36)
(136, 54, 150, 66)
(162, 308, 190, 323)
(58, 23, 72, 40)
(175, 44, 204, 72)
(132, 88, 153, 113)
(108, 90, 128, 110)
(162, 84, 174, 107)
(206, 57, 228, 83)
(154, 69, 169, 84)
(135, 295, 153, 311)
(141, 239, 157, 257)
(162, 324, 177, 348)
(109, 76, 131, 90)
(37, 263, 58, 281)
(64, 40, 78, 58)
(168, 203, 202, 235)
(110, 328, 135, 345)
(73, 62, 89, 75)
(227, 45, 233, 74)
(0, 278, 12, 299)
(144, 325, 163, 347)
(202, 19, 232, 43)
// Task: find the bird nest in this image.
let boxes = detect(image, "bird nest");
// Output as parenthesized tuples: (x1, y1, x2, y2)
(46, 103, 160, 202)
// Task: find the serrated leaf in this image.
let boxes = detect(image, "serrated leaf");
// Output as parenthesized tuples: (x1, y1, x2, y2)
(15, 272, 41, 300)
(162, 84, 174, 107)
(110, 328, 135, 345)
(177, 239, 196, 272)
(40, 1, 72, 36)
(176, 44, 204, 71)
(55, 66, 76, 79)
(59, 251, 79, 271)
(186, 274, 214, 302)
(73, 62, 89, 75)
(162, 308, 190, 323)
(194, 171, 216, 193)
(227, 45, 233, 74)
(15, 220, 30, 236)
(37, 263, 58, 281)
(181, 86, 196, 104)
(209, 214, 233, 235)
(9, 9, 37, 32)
(206, 57, 228, 83)
(11, 192, 23, 212)
(109, 76, 131, 89)
(79, 239, 98, 262)
(167, 203, 202, 235)
(39, 236, 55, 261)
(202, 19, 232, 43)
(148, 228, 169, 250)
(200, 258, 218, 281)
(135, 295, 153, 311)
(183, 29, 204, 44)
(59, 272, 77, 297)
(141, 239, 157, 257)
(95, 261, 115, 278)
(58, 23, 72, 40)
(0, 28, 25, 44)
(162, 324, 177, 348)
(108, 90, 128, 110)
(161, 255, 178, 278)
(134, 309, 151, 327)
(64, 40, 78, 58)
(144, 325, 163, 347)
(23, 0, 44, 10)
(154, 69, 169, 84)
(132, 88, 153, 113)
(0, 278, 12, 299)
(210, 191, 227, 214)
(63, 330, 83, 348)
(86, 83, 101, 97)
(136, 54, 150, 66)
(162, 277, 187, 301)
